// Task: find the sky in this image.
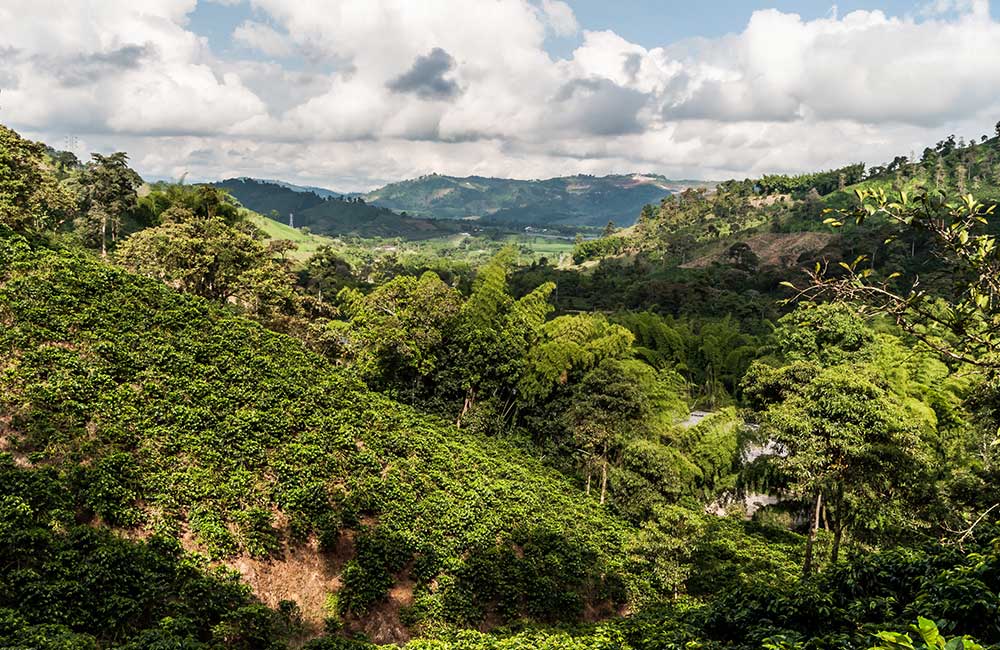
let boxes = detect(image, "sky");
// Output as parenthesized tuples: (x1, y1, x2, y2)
(2, 0, 1000, 191)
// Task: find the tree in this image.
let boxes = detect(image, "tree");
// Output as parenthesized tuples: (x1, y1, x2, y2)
(267, 239, 298, 261)
(518, 313, 634, 406)
(337, 271, 463, 394)
(798, 188, 1000, 371)
(52, 150, 80, 175)
(0, 125, 75, 233)
(302, 245, 357, 298)
(564, 358, 651, 504)
(625, 504, 707, 602)
(934, 158, 948, 188)
(603, 220, 618, 237)
(727, 242, 759, 272)
(73, 152, 142, 256)
(448, 246, 554, 426)
(743, 361, 925, 573)
(136, 182, 241, 227)
(115, 204, 307, 333)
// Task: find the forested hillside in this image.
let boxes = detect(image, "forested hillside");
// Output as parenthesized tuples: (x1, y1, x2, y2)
(215, 178, 464, 240)
(573, 128, 1000, 269)
(363, 173, 712, 227)
(4, 116, 1000, 650)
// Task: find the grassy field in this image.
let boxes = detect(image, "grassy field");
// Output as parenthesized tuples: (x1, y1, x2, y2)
(246, 208, 577, 268)
(518, 235, 575, 259)
(244, 209, 338, 261)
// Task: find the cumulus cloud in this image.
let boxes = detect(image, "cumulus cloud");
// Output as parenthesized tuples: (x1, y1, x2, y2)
(540, 0, 579, 37)
(0, 0, 265, 135)
(4, 0, 1000, 190)
(654, 8, 1000, 127)
(387, 48, 461, 100)
(232, 20, 294, 58)
(552, 78, 649, 135)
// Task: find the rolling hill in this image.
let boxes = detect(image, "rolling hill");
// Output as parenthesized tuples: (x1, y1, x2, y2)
(215, 178, 464, 240)
(0, 225, 634, 643)
(571, 133, 1000, 270)
(364, 173, 714, 227)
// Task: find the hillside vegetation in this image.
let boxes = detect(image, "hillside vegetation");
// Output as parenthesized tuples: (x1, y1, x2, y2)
(216, 178, 464, 240)
(5, 119, 1000, 650)
(364, 173, 713, 227)
(0, 226, 645, 640)
(574, 131, 1000, 269)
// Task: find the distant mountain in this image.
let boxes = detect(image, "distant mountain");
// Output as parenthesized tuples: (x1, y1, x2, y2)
(363, 173, 715, 227)
(249, 178, 362, 200)
(214, 178, 463, 239)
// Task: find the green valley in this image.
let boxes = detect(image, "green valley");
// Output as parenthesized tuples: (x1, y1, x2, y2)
(4, 11, 1000, 647)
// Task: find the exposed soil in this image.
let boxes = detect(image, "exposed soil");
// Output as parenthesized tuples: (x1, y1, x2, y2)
(681, 232, 837, 269)
(343, 572, 415, 645)
(228, 532, 355, 638)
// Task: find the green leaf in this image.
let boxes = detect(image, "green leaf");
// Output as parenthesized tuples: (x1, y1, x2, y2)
(914, 617, 944, 650)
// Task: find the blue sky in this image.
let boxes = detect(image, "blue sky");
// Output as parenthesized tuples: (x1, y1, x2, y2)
(6, 0, 1000, 189)
(551, 1, 942, 55)
(188, 1, 997, 61)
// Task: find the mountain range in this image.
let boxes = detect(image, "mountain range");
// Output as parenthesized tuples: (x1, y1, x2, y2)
(216, 173, 715, 235)
(362, 173, 714, 227)
(214, 177, 464, 240)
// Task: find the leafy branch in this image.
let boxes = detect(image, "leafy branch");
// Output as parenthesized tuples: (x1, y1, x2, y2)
(781, 186, 1000, 372)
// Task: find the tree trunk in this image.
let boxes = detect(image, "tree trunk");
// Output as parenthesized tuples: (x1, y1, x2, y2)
(599, 459, 607, 505)
(585, 471, 591, 496)
(831, 483, 845, 564)
(803, 489, 823, 577)
(100, 213, 108, 258)
(455, 387, 476, 428)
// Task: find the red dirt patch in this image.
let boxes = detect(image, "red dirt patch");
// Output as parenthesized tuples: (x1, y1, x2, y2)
(229, 532, 355, 639)
(681, 232, 837, 269)
(343, 572, 416, 645)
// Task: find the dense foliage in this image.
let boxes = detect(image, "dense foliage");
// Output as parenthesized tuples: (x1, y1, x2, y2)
(4, 120, 1000, 650)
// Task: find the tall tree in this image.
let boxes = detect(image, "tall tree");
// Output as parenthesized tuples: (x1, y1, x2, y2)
(115, 204, 305, 332)
(743, 361, 925, 572)
(564, 359, 651, 504)
(449, 246, 554, 426)
(74, 152, 142, 256)
(337, 271, 463, 395)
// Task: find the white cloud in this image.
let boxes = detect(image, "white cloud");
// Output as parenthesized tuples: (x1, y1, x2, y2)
(653, 7, 1000, 127)
(232, 20, 294, 58)
(919, 0, 989, 17)
(540, 0, 579, 37)
(0, 0, 265, 135)
(4, 0, 1000, 190)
